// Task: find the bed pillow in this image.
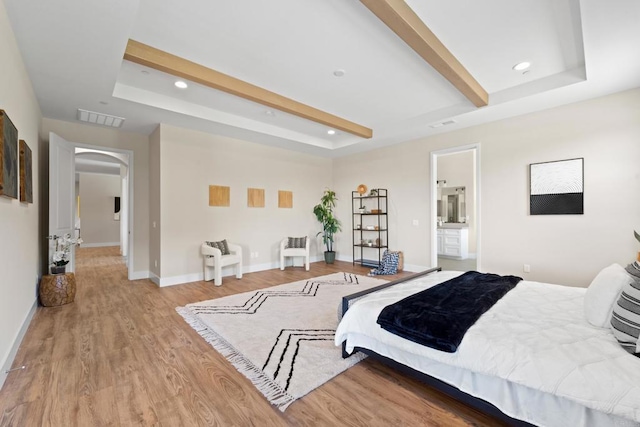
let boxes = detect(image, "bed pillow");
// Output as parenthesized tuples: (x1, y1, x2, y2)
(287, 237, 307, 248)
(206, 239, 230, 255)
(625, 260, 640, 281)
(584, 264, 632, 328)
(610, 279, 640, 357)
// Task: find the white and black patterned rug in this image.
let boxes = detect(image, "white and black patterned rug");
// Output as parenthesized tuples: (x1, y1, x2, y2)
(176, 272, 387, 411)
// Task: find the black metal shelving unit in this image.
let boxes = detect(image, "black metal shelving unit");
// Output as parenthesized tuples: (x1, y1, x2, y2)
(352, 188, 388, 267)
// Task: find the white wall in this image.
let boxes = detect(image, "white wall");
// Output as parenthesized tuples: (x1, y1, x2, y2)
(333, 142, 431, 270)
(0, 0, 42, 388)
(148, 126, 161, 279)
(155, 124, 332, 284)
(334, 89, 640, 287)
(41, 118, 150, 278)
(78, 173, 121, 246)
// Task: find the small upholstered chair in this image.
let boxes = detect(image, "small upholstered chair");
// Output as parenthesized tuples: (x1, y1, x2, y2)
(280, 237, 310, 271)
(201, 240, 243, 286)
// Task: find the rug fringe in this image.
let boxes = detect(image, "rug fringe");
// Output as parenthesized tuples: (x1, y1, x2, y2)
(176, 306, 296, 411)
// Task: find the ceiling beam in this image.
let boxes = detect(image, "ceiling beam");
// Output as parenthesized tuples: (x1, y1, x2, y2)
(123, 39, 373, 139)
(360, 0, 489, 107)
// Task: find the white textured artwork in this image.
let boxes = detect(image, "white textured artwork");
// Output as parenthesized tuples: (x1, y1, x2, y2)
(530, 158, 583, 215)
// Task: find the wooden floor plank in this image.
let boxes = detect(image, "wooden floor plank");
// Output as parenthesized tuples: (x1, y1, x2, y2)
(0, 246, 504, 426)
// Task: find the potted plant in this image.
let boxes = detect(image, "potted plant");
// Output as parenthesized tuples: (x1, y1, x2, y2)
(48, 233, 82, 274)
(313, 189, 342, 264)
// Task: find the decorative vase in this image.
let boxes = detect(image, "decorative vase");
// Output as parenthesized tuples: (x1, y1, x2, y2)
(324, 251, 336, 264)
(51, 265, 66, 275)
(39, 273, 76, 306)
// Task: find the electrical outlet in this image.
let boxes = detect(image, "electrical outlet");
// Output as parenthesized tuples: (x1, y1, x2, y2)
(154, 260, 158, 268)
(523, 264, 531, 273)
(412, 219, 419, 226)
(255, 252, 259, 258)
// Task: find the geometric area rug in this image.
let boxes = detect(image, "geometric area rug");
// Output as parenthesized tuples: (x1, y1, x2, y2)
(176, 272, 387, 411)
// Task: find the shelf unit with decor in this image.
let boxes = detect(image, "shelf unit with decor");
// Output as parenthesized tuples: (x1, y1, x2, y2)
(352, 188, 388, 268)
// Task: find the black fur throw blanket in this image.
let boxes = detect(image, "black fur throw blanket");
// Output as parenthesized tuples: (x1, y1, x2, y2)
(377, 271, 522, 353)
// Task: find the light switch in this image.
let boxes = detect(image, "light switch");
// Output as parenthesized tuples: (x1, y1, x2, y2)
(412, 219, 419, 226)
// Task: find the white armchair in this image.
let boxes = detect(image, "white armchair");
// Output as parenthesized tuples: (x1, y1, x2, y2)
(280, 237, 310, 271)
(201, 242, 243, 286)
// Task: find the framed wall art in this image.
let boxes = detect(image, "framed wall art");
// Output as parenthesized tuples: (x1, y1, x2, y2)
(530, 158, 583, 215)
(0, 110, 18, 199)
(19, 139, 33, 203)
(278, 190, 293, 208)
(209, 185, 230, 207)
(247, 188, 265, 208)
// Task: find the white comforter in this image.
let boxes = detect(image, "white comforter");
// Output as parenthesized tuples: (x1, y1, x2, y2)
(335, 271, 640, 424)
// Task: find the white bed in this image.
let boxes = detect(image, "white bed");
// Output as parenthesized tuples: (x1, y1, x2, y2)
(335, 270, 640, 427)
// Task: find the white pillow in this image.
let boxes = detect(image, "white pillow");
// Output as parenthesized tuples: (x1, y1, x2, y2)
(584, 264, 633, 328)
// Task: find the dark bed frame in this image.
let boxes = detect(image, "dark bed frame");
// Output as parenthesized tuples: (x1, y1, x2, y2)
(340, 267, 534, 427)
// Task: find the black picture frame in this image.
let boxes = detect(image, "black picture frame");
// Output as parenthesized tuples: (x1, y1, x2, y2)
(530, 158, 584, 215)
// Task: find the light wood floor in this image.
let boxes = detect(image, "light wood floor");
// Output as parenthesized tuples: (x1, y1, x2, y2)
(0, 247, 506, 426)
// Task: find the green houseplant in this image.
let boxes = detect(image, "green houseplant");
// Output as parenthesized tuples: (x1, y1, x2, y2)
(313, 189, 342, 264)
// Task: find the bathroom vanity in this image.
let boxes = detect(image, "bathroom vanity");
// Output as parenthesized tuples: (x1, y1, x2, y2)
(437, 223, 469, 259)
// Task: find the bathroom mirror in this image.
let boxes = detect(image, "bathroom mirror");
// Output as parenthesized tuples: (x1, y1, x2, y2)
(440, 186, 466, 223)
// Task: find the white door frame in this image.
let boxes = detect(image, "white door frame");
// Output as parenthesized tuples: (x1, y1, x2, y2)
(73, 142, 135, 280)
(49, 133, 77, 273)
(430, 143, 481, 269)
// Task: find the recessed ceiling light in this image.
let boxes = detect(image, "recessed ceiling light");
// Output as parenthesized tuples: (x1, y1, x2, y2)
(333, 69, 346, 77)
(174, 80, 188, 89)
(327, 129, 336, 135)
(265, 110, 275, 116)
(512, 62, 531, 71)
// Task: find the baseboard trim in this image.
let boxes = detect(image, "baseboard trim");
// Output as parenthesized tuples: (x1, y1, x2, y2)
(336, 254, 353, 263)
(0, 298, 37, 391)
(80, 242, 120, 248)
(336, 254, 430, 274)
(148, 272, 160, 286)
(154, 256, 326, 287)
(158, 272, 203, 287)
(129, 270, 150, 281)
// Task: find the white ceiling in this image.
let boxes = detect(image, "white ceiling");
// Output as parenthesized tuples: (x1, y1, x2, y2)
(4, 0, 640, 157)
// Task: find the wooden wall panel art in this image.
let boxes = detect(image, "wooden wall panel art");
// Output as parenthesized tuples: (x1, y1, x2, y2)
(209, 185, 230, 207)
(247, 188, 265, 208)
(278, 190, 293, 208)
(19, 139, 33, 203)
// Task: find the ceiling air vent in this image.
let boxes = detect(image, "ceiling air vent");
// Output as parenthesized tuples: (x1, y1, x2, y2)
(430, 119, 456, 129)
(77, 109, 125, 128)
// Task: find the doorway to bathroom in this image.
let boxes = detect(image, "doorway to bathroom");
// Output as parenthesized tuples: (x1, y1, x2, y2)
(430, 144, 480, 272)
